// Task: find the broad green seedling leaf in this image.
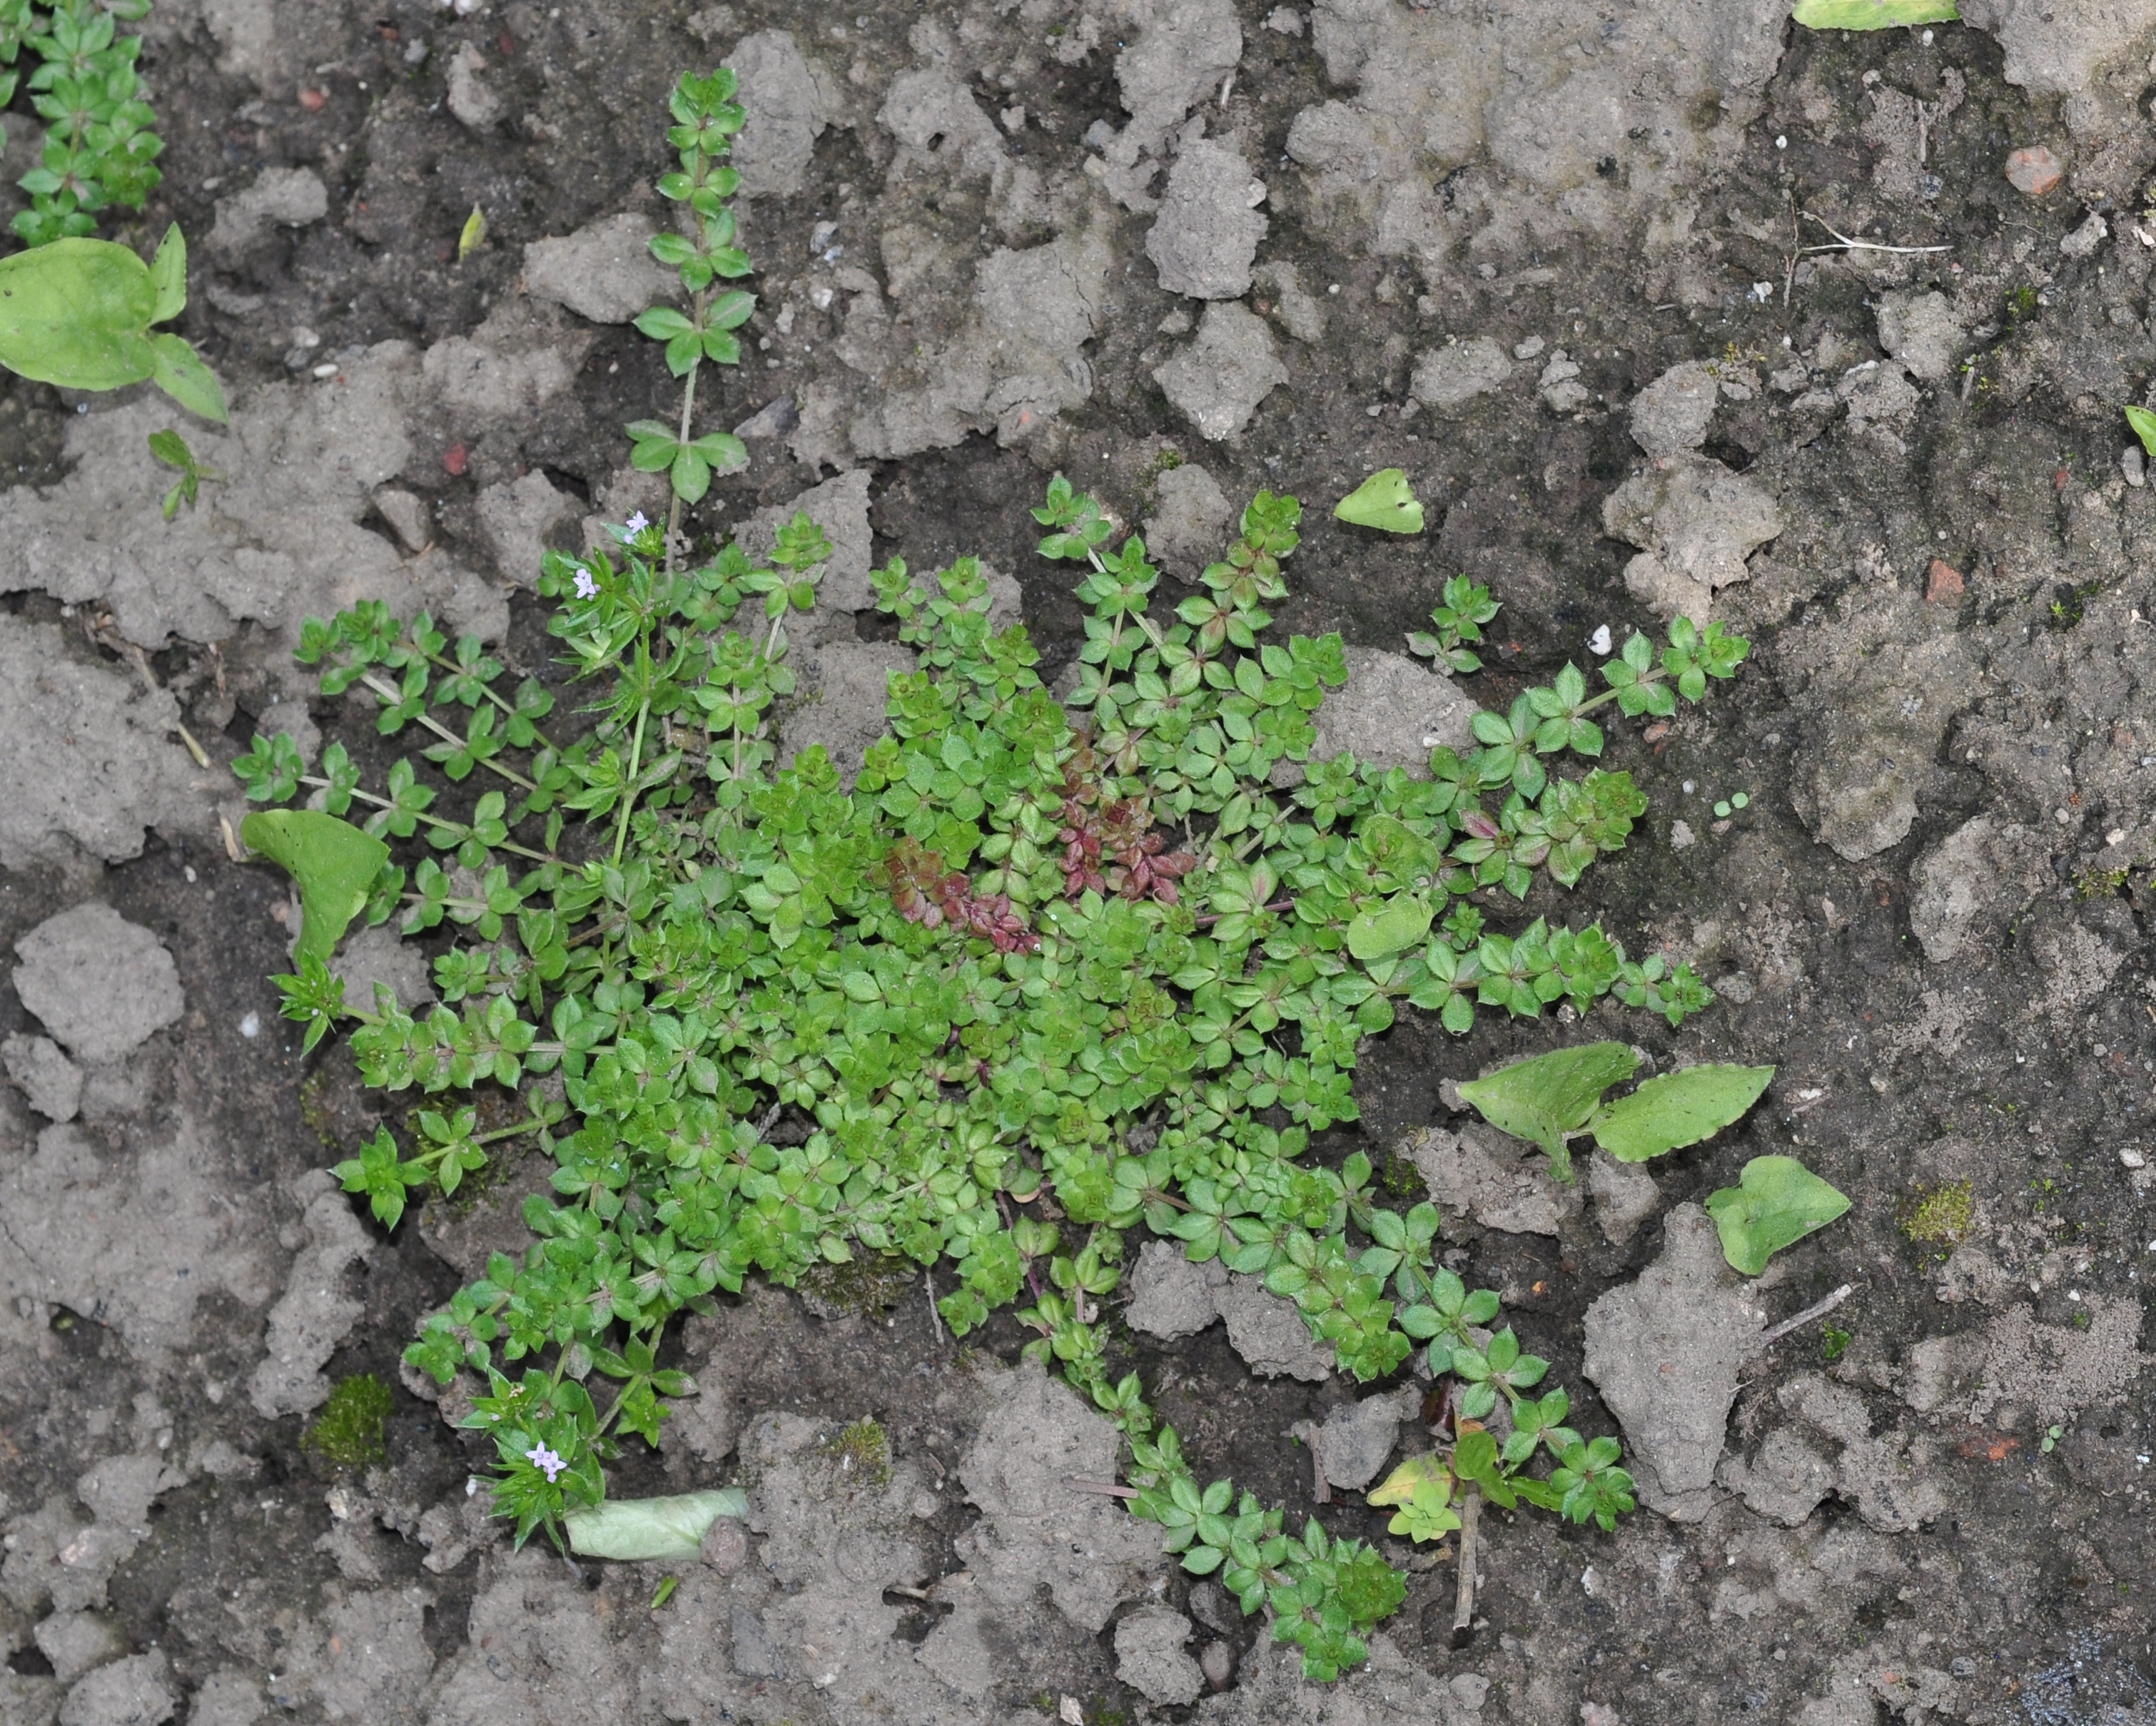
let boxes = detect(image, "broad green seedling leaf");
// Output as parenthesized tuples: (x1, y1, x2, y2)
(1791, 0, 1957, 25)
(1589, 1062, 1774, 1162)
(1347, 893, 1432, 960)
(0, 233, 228, 420)
(241, 810, 391, 965)
(1335, 467, 1424, 534)
(1704, 1155, 1851, 1276)
(2128, 405, 2156, 460)
(148, 223, 187, 323)
(1457, 1041, 1639, 1178)
(564, 1488, 747, 1560)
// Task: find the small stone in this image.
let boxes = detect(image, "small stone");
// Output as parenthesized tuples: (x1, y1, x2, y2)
(1628, 361, 1719, 457)
(1200, 1640, 1238, 1689)
(1263, 4, 1303, 34)
(701, 1516, 749, 1573)
(2060, 210, 2108, 259)
(1314, 1394, 1405, 1489)
(2124, 445, 2147, 487)
(1513, 335, 1545, 360)
(1669, 818, 1696, 851)
(2122, 1147, 2148, 1170)
(3, 1032, 83, 1122)
(373, 487, 432, 552)
(1924, 558, 1964, 602)
(2004, 145, 2063, 196)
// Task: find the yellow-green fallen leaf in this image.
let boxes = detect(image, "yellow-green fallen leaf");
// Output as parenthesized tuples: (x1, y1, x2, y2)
(458, 205, 487, 261)
(1334, 467, 1424, 534)
(1791, 0, 1958, 29)
(2126, 405, 2156, 460)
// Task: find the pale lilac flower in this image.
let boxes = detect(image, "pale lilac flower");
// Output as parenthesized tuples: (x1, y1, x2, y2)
(524, 1443, 566, 1483)
(624, 511, 651, 535)
(573, 569, 599, 601)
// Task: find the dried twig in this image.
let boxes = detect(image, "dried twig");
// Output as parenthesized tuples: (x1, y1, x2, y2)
(1801, 213, 1950, 256)
(1068, 1478, 1140, 1499)
(1749, 1283, 1855, 1354)
(1449, 1486, 1480, 1647)
(924, 1268, 943, 1344)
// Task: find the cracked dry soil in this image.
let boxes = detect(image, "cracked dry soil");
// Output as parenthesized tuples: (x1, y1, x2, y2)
(4, 1, 2156, 1722)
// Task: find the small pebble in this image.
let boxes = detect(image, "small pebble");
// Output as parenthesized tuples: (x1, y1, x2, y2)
(701, 1517, 749, 1573)
(2125, 445, 2147, 487)
(1924, 558, 1964, 603)
(240, 1012, 261, 1039)
(2005, 145, 2063, 197)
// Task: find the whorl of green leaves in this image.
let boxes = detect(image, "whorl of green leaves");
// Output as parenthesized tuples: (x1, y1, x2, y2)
(236, 474, 1748, 1664)
(0, 0, 164, 245)
(627, 68, 755, 505)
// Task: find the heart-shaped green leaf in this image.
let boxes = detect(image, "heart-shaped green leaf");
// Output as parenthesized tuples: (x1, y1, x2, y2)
(1589, 1062, 1774, 1162)
(1704, 1155, 1851, 1276)
(1791, 0, 1958, 28)
(1346, 893, 1432, 961)
(241, 810, 391, 965)
(1334, 467, 1424, 534)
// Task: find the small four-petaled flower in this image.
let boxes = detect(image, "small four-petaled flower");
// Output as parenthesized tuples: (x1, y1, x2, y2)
(573, 569, 599, 600)
(525, 1443, 566, 1483)
(624, 511, 650, 534)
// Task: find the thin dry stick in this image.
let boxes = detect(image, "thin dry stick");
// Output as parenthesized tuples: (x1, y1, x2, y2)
(1801, 213, 1950, 256)
(924, 1269, 943, 1344)
(1449, 1486, 1481, 1648)
(1068, 1478, 1140, 1499)
(1750, 1283, 1855, 1354)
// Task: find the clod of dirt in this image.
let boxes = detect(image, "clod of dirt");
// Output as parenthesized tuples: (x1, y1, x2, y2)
(1601, 454, 1784, 621)
(1115, 1605, 1205, 1705)
(1314, 1389, 1412, 1490)
(373, 487, 433, 554)
(1155, 302, 1287, 442)
(947, 1361, 1165, 1633)
(784, 642, 921, 782)
(1403, 1123, 1577, 1238)
(1125, 1238, 1228, 1339)
(1627, 361, 1719, 459)
(1837, 362, 1920, 450)
(0, 1115, 274, 1361)
(475, 469, 578, 586)
(1410, 338, 1511, 412)
(1874, 290, 1966, 384)
(13, 905, 183, 1069)
(522, 213, 682, 325)
(1146, 137, 1268, 300)
(1218, 1274, 1333, 1381)
(1907, 815, 2048, 963)
(726, 31, 834, 200)
(0, 617, 221, 873)
(1143, 462, 1233, 578)
(1718, 1374, 1945, 1533)
(205, 166, 328, 259)
(1110, 0, 1243, 168)
(700, 1516, 749, 1574)
(248, 1176, 375, 1418)
(1539, 350, 1591, 414)
(1197, 1634, 1483, 1724)
(55, 1650, 173, 1726)
(1289, 649, 1479, 782)
(331, 924, 435, 1013)
(1584, 1154, 1658, 1247)
(32, 1610, 126, 1685)
(3, 1034, 83, 1125)
(1968, 1297, 2149, 1430)
(1581, 1203, 1761, 1521)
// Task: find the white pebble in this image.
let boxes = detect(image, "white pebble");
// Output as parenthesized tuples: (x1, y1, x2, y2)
(240, 1012, 261, 1039)
(1588, 624, 1612, 656)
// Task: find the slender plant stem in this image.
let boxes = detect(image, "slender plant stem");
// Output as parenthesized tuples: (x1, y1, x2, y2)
(358, 671, 539, 793)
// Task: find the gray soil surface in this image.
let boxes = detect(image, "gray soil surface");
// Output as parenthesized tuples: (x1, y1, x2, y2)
(4, 1, 2156, 1723)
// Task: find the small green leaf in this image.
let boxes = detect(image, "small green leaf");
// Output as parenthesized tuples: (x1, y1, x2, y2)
(1334, 467, 1424, 534)
(2129, 405, 2156, 460)
(458, 205, 487, 260)
(240, 810, 392, 965)
(148, 332, 229, 424)
(148, 223, 186, 323)
(1457, 1041, 1639, 1170)
(1791, 0, 1958, 27)
(1588, 1063, 1774, 1162)
(564, 1489, 748, 1560)
(1346, 893, 1432, 961)
(1704, 1155, 1851, 1276)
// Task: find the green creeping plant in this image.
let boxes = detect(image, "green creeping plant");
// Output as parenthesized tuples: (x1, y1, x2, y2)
(0, 0, 166, 246)
(228, 73, 1758, 1671)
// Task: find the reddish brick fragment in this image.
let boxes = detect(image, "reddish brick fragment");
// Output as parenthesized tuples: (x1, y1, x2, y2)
(1924, 558, 1963, 603)
(442, 442, 468, 477)
(2005, 146, 2063, 196)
